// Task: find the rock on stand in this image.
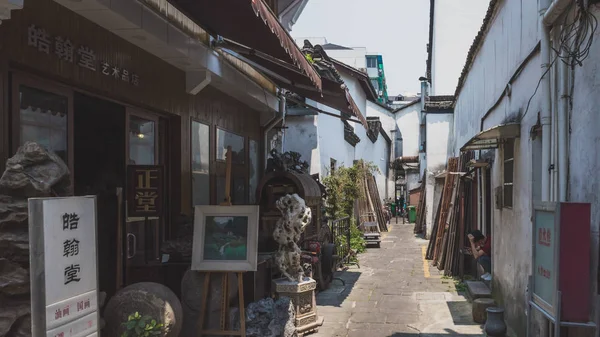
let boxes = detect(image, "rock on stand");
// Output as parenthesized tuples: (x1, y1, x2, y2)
(0, 142, 71, 337)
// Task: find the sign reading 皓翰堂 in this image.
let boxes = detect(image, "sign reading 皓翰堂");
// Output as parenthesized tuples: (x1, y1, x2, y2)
(27, 24, 140, 86)
(28, 196, 99, 337)
(532, 202, 558, 315)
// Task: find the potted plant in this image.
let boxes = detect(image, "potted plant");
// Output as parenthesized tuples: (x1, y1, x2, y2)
(120, 312, 165, 337)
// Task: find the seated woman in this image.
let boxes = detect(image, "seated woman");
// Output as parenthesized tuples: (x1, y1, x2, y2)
(467, 230, 492, 281)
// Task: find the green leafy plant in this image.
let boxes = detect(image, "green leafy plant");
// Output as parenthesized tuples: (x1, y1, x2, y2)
(323, 161, 378, 255)
(349, 218, 366, 255)
(120, 312, 164, 337)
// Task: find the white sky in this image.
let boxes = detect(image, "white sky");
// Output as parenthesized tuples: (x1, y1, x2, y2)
(291, 0, 430, 95)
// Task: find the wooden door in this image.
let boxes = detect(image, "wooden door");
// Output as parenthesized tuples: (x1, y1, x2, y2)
(124, 108, 162, 284)
(484, 168, 492, 236)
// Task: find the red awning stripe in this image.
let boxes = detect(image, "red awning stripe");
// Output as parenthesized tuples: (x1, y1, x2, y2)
(167, 0, 322, 92)
(250, 0, 321, 92)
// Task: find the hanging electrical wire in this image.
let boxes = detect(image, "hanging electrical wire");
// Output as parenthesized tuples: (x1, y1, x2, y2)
(553, 1, 598, 68)
(521, 1, 598, 122)
(520, 54, 558, 122)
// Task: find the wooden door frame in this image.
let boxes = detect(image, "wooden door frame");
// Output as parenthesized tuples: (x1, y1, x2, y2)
(11, 72, 75, 189)
(124, 107, 165, 286)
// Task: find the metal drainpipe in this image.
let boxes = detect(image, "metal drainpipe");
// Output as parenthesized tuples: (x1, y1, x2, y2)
(558, 49, 568, 201)
(419, 79, 428, 178)
(280, 93, 287, 153)
(539, 0, 553, 202)
(263, 91, 284, 169)
(541, 0, 574, 202)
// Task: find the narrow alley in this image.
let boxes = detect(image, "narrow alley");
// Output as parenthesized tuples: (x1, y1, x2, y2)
(313, 222, 485, 337)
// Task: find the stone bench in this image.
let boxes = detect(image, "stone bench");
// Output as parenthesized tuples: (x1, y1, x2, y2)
(466, 280, 492, 302)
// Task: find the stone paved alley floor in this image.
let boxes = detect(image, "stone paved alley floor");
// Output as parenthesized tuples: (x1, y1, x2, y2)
(312, 222, 485, 337)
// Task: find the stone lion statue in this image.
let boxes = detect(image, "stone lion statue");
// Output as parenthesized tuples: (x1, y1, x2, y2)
(273, 194, 312, 282)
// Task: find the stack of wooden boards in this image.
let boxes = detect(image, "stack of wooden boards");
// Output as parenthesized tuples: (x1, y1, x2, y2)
(425, 152, 475, 277)
(413, 180, 426, 234)
(355, 162, 389, 232)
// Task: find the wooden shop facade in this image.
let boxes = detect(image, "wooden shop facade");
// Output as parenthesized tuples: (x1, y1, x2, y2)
(0, 0, 324, 304)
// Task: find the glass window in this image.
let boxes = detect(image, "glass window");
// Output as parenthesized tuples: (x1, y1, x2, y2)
(19, 86, 68, 163)
(192, 121, 210, 206)
(217, 128, 245, 164)
(216, 176, 246, 205)
(371, 79, 379, 91)
(129, 116, 155, 165)
(233, 177, 246, 205)
(367, 57, 377, 68)
(249, 139, 259, 204)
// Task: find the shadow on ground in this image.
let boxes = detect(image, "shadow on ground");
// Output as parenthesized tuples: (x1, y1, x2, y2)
(446, 301, 479, 326)
(388, 328, 483, 336)
(316, 270, 361, 308)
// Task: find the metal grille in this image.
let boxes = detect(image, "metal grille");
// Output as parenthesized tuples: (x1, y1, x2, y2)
(330, 217, 351, 267)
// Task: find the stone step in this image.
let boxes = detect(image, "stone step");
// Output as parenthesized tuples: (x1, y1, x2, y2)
(466, 281, 491, 302)
(483, 278, 492, 288)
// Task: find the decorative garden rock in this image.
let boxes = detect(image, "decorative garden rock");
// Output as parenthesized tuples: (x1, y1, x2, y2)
(104, 282, 183, 337)
(246, 297, 296, 337)
(8, 314, 31, 337)
(0, 298, 31, 337)
(0, 196, 29, 267)
(273, 194, 312, 282)
(0, 142, 70, 197)
(0, 258, 29, 296)
(0, 142, 70, 337)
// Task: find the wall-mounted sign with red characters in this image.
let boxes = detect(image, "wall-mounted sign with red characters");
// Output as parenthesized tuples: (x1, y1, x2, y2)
(529, 202, 593, 334)
(28, 196, 99, 337)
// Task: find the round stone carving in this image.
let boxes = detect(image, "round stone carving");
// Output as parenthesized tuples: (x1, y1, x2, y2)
(103, 282, 183, 337)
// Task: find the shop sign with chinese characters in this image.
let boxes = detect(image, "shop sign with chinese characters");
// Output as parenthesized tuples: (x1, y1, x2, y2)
(127, 165, 164, 218)
(28, 196, 99, 337)
(27, 24, 140, 86)
(533, 207, 557, 310)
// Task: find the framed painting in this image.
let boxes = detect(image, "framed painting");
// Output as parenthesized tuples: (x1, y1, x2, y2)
(191, 205, 259, 271)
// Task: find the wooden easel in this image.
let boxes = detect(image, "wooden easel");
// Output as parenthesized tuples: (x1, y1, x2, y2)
(198, 146, 246, 337)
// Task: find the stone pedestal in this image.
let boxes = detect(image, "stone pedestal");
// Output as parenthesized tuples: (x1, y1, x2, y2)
(472, 298, 496, 323)
(273, 277, 324, 336)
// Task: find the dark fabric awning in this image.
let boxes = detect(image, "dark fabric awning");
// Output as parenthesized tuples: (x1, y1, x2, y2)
(285, 95, 362, 124)
(168, 0, 321, 91)
(460, 123, 520, 151)
(217, 41, 369, 129)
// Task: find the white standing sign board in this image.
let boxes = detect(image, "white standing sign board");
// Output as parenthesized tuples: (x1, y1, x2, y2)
(29, 196, 99, 337)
